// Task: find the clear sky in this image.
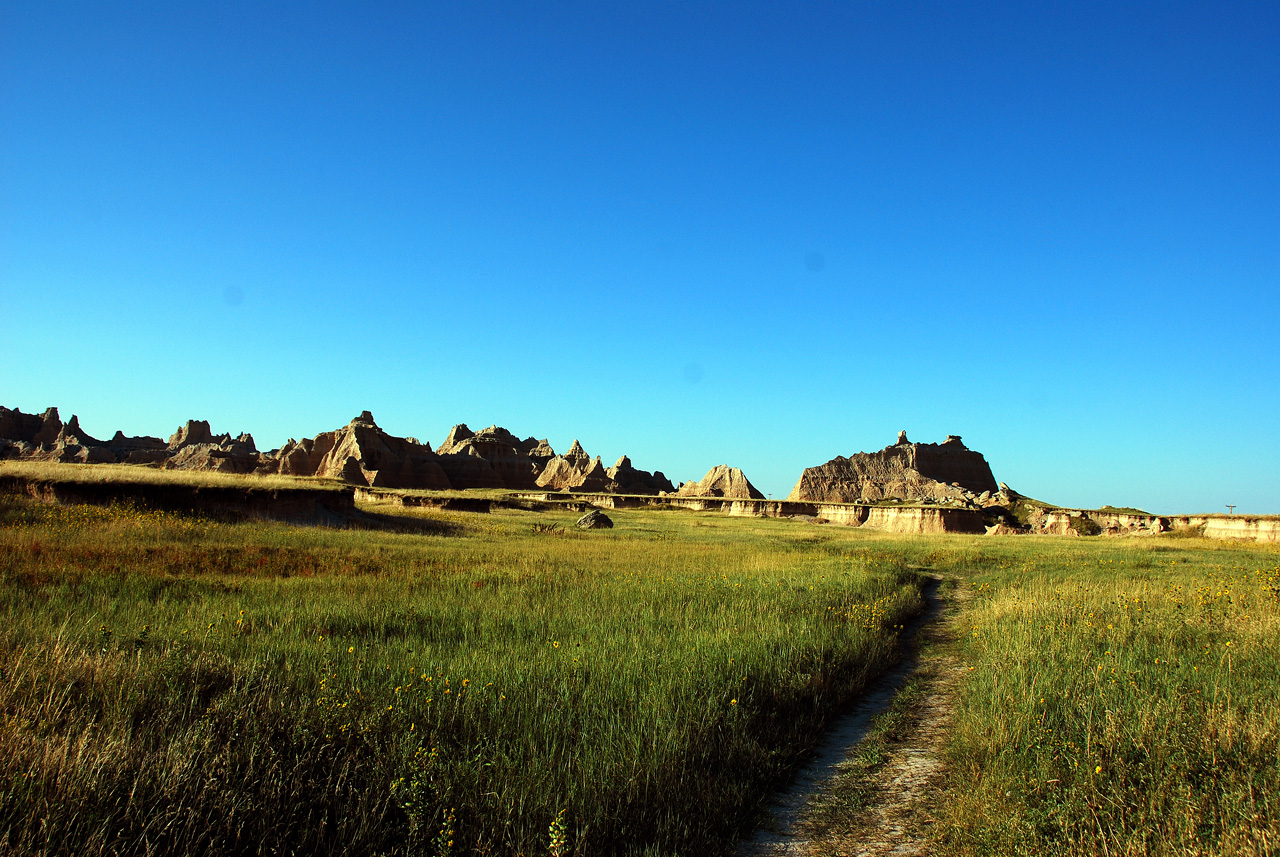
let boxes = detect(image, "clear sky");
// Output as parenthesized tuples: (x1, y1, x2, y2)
(2, 2, 1277, 513)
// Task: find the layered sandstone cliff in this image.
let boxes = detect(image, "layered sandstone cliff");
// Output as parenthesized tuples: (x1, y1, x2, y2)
(788, 432, 998, 503)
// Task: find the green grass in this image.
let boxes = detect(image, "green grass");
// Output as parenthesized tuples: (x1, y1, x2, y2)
(0, 495, 925, 856)
(927, 537, 1280, 856)
(7, 485, 1276, 857)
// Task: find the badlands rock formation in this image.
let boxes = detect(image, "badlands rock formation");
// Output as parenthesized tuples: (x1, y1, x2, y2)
(788, 432, 999, 503)
(436, 424, 555, 490)
(536, 440, 618, 492)
(165, 420, 262, 474)
(275, 412, 451, 489)
(606, 456, 675, 495)
(676, 464, 765, 500)
(1, 404, 674, 495)
(0, 406, 63, 447)
(0, 406, 169, 465)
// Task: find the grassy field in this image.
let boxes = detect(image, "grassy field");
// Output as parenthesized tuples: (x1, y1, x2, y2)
(3, 483, 1276, 856)
(928, 537, 1280, 856)
(0, 494, 925, 856)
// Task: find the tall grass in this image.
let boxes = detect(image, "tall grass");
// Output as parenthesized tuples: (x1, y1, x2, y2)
(0, 496, 924, 856)
(0, 460, 337, 490)
(928, 537, 1280, 856)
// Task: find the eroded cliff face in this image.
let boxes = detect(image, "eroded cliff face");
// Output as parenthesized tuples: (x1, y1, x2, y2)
(0, 406, 175, 466)
(535, 440, 617, 492)
(1016, 507, 1280, 542)
(606, 456, 675, 495)
(788, 432, 998, 503)
(276, 412, 451, 489)
(435, 424, 553, 491)
(164, 420, 262, 474)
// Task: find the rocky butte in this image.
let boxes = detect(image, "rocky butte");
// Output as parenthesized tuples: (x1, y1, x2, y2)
(788, 431, 999, 503)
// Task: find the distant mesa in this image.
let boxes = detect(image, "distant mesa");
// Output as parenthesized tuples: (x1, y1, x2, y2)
(675, 464, 764, 500)
(788, 431, 1000, 504)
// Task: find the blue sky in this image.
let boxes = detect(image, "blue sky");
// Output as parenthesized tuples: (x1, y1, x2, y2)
(2, 2, 1277, 512)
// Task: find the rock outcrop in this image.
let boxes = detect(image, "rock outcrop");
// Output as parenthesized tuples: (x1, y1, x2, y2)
(0, 406, 168, 465)
(788, 432, 999, 503)
(163, 420, 263, 474)
(676, 464, 765, 499)
(275, 412, 452, 489)
(605, 456, 676, 495)
(435, 424, 554, 490)
(536, 440, 619, 492)
(106, 430, 170, 463)
(3, 404, 735, 499)
(0, 406, 58, 446)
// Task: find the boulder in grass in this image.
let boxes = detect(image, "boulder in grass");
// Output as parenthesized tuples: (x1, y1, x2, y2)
(576, 510, 613, 530)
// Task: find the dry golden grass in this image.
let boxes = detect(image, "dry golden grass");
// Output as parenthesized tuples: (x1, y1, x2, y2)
(0, 459, 340, 490)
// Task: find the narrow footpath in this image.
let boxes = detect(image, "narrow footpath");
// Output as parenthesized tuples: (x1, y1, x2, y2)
(740, 577, 965, 857)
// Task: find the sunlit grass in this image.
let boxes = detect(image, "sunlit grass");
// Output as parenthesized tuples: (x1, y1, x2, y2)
(10, 483, 1271, 855)
(0, 459, 339, 490)
(929, 537, 1280, 856)
(0, 495, 924, 856)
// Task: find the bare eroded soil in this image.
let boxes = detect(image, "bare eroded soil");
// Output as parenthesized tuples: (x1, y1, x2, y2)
(741, 579, 965, 857)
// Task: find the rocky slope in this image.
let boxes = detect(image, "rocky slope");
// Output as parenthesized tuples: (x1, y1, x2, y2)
(606, 455, 675, 495)
(788, 432, 999, 503)
(1, 406, 191, 466)
(165, 420, 263, 474)
(536, 440, 617, 492)
(676, 464, 765, 500)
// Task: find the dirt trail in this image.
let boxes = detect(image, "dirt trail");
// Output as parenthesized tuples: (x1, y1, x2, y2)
(740, 577, 965, 857)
